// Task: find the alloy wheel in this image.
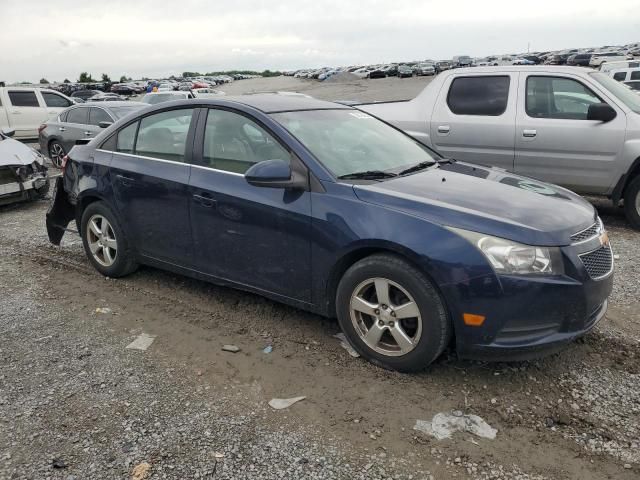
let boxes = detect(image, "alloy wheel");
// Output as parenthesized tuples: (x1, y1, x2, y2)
(349, 277, 422, 357)
(49, 142, 65, 168)
(86, 214, 118, 267)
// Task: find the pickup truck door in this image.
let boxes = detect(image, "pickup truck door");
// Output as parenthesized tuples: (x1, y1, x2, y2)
(38, 91, 73, 121)
(514, 72, 626, 194)
(4, 90, 47, 138)
(430, 72, 517, 170)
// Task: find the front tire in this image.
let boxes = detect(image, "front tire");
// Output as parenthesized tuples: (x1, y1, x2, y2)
(624, 175, 640, 230)
(81, 201, 138, 277)
(336, 254, 451, 372)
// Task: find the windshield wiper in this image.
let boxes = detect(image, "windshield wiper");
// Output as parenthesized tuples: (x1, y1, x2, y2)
(337, 170, 398, 180)
(398, 160, 437, 176)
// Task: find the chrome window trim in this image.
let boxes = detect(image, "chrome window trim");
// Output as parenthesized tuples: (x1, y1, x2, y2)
(95, 149, 245, 176)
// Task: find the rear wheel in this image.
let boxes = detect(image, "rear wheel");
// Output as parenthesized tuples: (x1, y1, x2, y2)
(81, 201, 138, 277)
(48, 141, 66, 168)
(624, 175, 640, 230)
(336, 254, 451, 372)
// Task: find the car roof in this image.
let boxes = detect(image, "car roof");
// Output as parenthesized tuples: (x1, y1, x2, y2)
(212, 94, 350, 113)
(449, 65, 596, 75)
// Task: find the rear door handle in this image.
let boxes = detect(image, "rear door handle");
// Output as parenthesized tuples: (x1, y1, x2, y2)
(193, 193, 216, 208)
(437, 125, 450, 134)
(84, 131, 93, 136)
(58, 127, 66, 132)
(523, 129, 537, 138)
(116, 174, 135, 187)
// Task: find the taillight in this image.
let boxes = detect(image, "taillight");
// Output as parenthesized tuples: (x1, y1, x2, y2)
(37, 124, 47, 135)
(61, 155, 69, 171)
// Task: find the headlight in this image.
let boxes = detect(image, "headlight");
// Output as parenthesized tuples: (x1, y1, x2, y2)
(450, 228, 564, 275)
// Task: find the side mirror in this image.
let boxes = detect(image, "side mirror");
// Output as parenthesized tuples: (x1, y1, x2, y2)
(98, 121, 113, 129)
(245, 158, 307, 190)
(1, 128, 16, 138)
(587, 103, 617, 122)
(75, 138, 91, 145)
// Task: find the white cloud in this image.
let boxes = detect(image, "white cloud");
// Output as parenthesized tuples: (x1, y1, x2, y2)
(0, 0, 638, 82)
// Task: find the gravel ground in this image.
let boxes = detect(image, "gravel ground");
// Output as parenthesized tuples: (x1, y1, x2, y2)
(2, 76, 639, 479)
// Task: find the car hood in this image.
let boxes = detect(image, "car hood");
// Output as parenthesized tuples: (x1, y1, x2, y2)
(353, 162, 596, 246)
(0, 137, 41, 166)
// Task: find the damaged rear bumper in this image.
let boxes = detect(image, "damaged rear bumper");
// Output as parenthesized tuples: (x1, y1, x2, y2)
(46, 176, 76, 245)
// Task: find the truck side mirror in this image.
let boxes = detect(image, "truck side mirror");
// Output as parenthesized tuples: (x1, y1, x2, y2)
(587, 103, 616, 122)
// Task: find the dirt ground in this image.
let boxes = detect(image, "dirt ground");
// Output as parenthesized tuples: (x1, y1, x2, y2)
(1, 76, 639, 479)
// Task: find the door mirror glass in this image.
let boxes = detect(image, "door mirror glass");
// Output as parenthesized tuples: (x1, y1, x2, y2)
(587, 103, 617, 122)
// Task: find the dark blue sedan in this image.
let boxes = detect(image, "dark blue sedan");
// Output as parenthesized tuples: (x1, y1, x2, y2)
(46, 95, 613, 371)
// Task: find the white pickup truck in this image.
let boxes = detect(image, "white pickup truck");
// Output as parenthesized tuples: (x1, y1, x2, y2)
(0, 87, 75, 139)
(359, 66, 640, 229)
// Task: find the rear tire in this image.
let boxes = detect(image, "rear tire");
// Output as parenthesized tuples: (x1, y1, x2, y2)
(624, 175, 640, 230)
(48, 141, 66, 168)
(80, 201, 138, 277)
(336, 254, 451, 372)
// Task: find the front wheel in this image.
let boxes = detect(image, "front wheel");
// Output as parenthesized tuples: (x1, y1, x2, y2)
(81, 201, 138, 277)
(624, 175, 640, 230)
(336, 254, 451, 372)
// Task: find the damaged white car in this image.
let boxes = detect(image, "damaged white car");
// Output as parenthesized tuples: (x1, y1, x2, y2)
(0, 128, 49, 206)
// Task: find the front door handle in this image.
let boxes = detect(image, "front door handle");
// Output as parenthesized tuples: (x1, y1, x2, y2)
(193, 193, 216, 208)
(116, 174, 135, 187)
(523, 129, 537, 138)
(437, 125, 451, 134)
(58, 127, 66, 132)
(84, 131, 93, 136)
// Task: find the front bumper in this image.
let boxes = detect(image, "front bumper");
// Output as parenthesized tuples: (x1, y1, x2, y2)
(442, 239, 614, 361)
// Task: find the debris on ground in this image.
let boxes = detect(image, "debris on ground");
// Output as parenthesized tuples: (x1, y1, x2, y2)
(222, 344, 240, 353)
(131, 461, 151, 479)
(213, 452, 225, 459)
(51, 458, 67, 469)
(414, 411, 497, 440)
(263, 345, 273, 354)
(125, 333, 156, 351)
(95, 307, 113, 314)
(333, 333, 360, 358)
(268, 396, 306, 410)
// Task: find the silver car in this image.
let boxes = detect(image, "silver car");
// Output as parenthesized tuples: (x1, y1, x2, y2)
(39, 102, 147, 167)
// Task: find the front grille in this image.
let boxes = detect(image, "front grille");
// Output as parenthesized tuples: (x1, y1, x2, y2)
(579, 245, 613, 280)
(571, 220, 601, 243)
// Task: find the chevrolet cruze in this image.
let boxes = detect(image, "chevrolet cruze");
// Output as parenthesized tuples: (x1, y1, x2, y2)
(46, 95, 613, 371)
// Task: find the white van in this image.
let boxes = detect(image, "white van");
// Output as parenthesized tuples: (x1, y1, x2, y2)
(599, 59, 640, 73)
(0, 87, 75, 139)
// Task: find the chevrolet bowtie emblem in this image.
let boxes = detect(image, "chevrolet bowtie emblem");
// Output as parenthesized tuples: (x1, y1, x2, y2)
(599, 232, 609, 247)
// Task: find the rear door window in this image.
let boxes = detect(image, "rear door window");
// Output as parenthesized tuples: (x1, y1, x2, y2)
(8, 91, 40, 107)
(41, 92, 72, 108)
(613, 72, 627, 81)
(135, 108, 194, 162)
(631, 71, 640, 80)
(66, 107, 89, 125)
(116, 122, 138, 153)
(89, 108, 113, 126)
(447, 76, 510, 116)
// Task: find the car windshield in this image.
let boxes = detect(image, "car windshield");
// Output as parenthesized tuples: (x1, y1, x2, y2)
(590, 72, 640, 113)
(271, 109, 439, 178)
(108, 106, 146, 119)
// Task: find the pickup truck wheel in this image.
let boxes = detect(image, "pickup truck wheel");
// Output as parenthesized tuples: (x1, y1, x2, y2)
(336, 254, 451, 372)
(80, 201, 138, 277)
(48, 141, 66, 168)
(623, 175, 640, 230)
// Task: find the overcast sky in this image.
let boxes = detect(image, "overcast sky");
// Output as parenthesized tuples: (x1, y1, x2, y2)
(1, 0, 639, 82)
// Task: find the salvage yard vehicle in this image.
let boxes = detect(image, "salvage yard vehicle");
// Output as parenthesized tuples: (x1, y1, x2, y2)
(0, 87, 74, 139)
(39, 101, 147, 167)
(141, 91, 195, 105)
(359, 66, 640, 229)
(0, 128, 49, 205)
(589, 51, 632, 68)
(47, 95, 613, 372)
